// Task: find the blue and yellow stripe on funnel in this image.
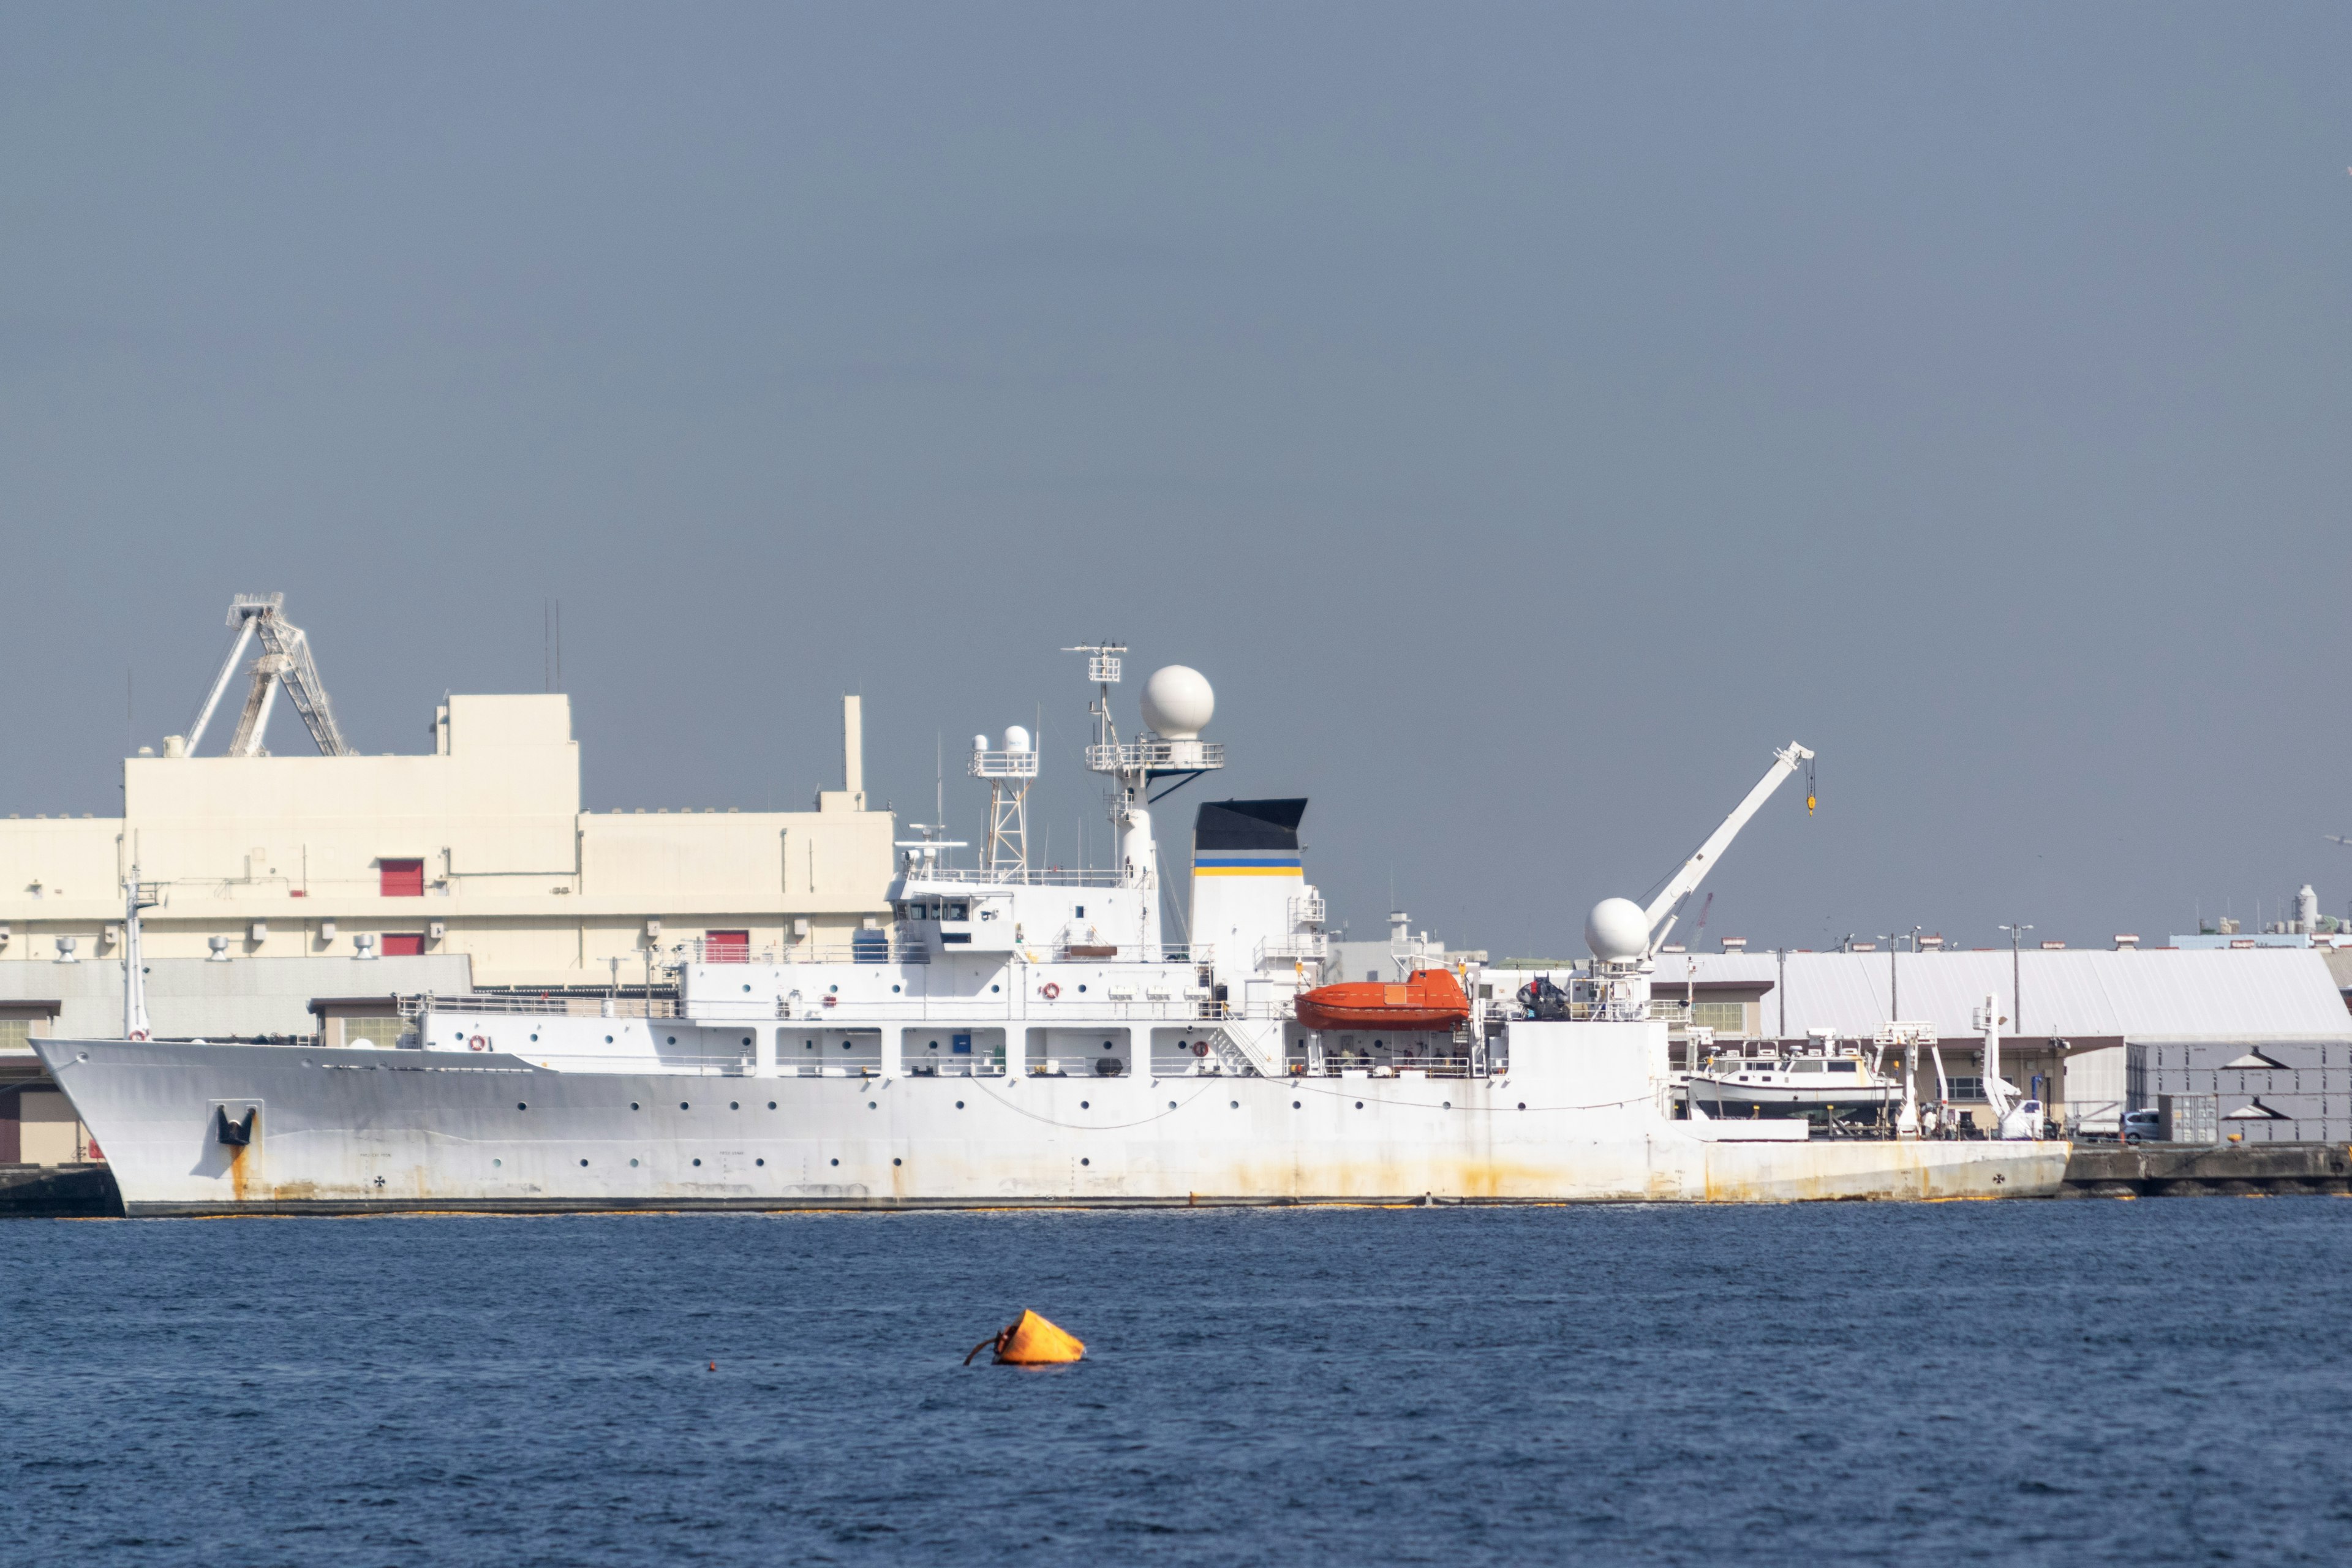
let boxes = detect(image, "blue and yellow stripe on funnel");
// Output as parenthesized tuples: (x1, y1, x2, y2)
(1193, 852, 1302, 877)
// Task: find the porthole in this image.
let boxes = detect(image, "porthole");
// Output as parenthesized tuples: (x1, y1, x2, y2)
(693, 1158, 702, 1167)
(729, 1101, 740, 1110)
(1080, 1101, 1090, 1110)
(1291, 1101, 1301, 1110)
(867, 1101, 877, 1110)
(630, 1101, 641, 1110)
(1442, 1101, 1452, 1110)
(956, 1101, 965, 1110)
(767, 1101, 777, 1110)
(830, 1158, 839, 1167)
(1169, 1101, 1178, 1110)
(892, 984, 902, 993)
(1077, 985, 1088, 994)
(742, 983, 752, 993)
(892, 1158, 902, 1167)
(529, 1033, 539, 1042)
(741, 1037, 752, 1047)
(1355, 1101, 1364, 1109)
(1080, 1157, 1091, 1166)
(1230, 1100, 1239, 1110)
(668, 1036, 677, 1045)
(579, 1158, 589, 1167)
(517, 1102, 528, 1111)
(929, 1040, 940, 1050)
(1102, 1041, 1114, 1050)
(680, 1101, 690, 1110)
(492, 1158, 502, 1167)
(1518, 1102, 1527, 1111)
(829, 984, 839, 994)
(630, 1158, 639, 1168)
(990, 984, 1000, 993)
(605, 1035, 614, 1044)
(756, 1158, 765, 1167)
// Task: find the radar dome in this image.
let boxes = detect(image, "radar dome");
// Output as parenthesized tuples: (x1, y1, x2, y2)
(1584, 897, 1650, 962)
(1140, 665, 1214, 739)
(1004, 725, 1033, 754)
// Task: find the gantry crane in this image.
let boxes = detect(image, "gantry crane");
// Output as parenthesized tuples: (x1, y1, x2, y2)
(183, 594, 350, 757)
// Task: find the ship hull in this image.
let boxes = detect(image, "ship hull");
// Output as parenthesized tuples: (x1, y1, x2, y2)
(36, 1036, 2068, 1214)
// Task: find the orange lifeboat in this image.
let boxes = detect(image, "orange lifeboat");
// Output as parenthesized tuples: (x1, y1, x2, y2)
(1295, 968, 1471, 1033)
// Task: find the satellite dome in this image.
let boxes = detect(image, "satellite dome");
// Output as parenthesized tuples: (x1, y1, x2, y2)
(1584, 897, 1650, 962)
(1139, 666, 1214, 739)
(1004, 725, 1033, 754)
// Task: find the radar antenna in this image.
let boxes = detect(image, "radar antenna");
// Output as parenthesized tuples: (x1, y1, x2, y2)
(185, 594, 351, 757)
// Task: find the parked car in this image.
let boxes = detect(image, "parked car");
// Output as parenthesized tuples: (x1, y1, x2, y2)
(2120, 1108, 2162, 1145)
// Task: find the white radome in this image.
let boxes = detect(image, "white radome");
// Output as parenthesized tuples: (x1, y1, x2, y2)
(1584, 897, 1651, 962)
(1004, 725, 1033, 754)
(1140, 666, 1214, 739)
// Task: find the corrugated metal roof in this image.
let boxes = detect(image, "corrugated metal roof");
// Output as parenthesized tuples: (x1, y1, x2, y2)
(1651, 949, 2352, 1042)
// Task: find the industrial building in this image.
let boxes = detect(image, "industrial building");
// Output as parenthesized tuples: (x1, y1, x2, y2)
(1, 594, 897, 1163)
(1626, 944, 2352, 1139)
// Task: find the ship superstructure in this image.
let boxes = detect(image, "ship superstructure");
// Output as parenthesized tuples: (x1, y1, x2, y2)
(37, 652, 2068, 1212)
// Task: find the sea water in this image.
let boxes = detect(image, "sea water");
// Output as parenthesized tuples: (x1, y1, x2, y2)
(5, 1199, 2350, 1565)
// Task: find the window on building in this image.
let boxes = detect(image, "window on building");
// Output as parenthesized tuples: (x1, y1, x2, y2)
(1947, 1076, 1985, 1101)
(705, 930, 750, 963)
(381, 933, 425, 957)
(380, 859, 425, 897)
(1690, 1001, 1746, 1033)
(0, 1019, 31, 1054)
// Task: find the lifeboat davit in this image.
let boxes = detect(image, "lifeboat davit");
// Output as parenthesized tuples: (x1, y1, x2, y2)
(1294, 968, 1471, 1033)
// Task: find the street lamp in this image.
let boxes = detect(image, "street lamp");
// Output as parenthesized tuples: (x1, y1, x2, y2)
(1998, 923, 2034, 1036)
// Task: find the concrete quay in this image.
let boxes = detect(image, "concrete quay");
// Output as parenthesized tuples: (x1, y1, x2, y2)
(2060, 1142, 2352, 1197)
(0, 1163, 122, 1218)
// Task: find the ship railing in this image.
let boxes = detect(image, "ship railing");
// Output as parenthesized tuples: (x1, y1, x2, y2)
(1304, 1055, 1481, 1079)
(400, 992, 682, 1020)
(683, 938, 930, 966)
(1051, 943, 1197, 966)
(1084, 739, 1225, 772)
(896, 867, 1128, 888)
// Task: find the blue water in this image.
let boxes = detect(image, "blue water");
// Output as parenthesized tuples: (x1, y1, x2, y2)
(6, 1200, 2351, 1566)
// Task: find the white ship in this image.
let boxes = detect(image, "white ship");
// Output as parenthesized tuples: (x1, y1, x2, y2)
(38, 648, 2067, 1212)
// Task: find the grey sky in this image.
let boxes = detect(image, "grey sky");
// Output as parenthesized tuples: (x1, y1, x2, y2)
(2, 4, 2347, 959)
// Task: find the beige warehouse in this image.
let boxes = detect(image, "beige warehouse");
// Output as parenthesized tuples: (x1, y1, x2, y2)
(0, 692, 895, 988)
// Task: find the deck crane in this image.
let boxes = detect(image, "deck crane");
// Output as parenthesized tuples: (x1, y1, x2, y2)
(1583, 742, 1816, 965)
(182, 594, 351, 758)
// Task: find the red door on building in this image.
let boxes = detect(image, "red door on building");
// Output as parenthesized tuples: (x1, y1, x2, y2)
(704, 930, 750, 963)
(380, 859, 425, 897)
(381, 933, 426, 957)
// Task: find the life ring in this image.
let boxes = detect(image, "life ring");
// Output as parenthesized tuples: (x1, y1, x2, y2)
(1041, 982, 1061, 1001)
(1192, 1041, 1209, 1057)
(127, 1030, 149, 1042)
(468, 1034, 489, 1052)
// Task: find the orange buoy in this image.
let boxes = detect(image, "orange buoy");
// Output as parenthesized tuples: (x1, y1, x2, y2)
(964, 1308, 1085, 1366)
(1294, 968, 1471, 1033)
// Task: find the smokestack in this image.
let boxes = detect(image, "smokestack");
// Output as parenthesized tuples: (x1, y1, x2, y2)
(842, 695, 864, 804)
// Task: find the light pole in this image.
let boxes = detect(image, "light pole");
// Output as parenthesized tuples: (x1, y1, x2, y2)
(1999, 924, 2033, 1037)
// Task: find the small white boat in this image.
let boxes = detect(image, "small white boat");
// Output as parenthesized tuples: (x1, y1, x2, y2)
(1682, 1034, 1900, 1123)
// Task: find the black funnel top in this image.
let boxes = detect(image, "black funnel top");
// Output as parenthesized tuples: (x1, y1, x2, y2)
(1193, 799, 1308, 853)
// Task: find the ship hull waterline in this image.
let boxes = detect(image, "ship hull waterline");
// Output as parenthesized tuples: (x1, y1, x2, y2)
(38, 1038, 2070, 1215)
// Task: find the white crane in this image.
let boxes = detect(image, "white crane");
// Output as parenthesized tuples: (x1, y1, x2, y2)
(1585, 742, 1815, 965)
(183, 594, 350, 758)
